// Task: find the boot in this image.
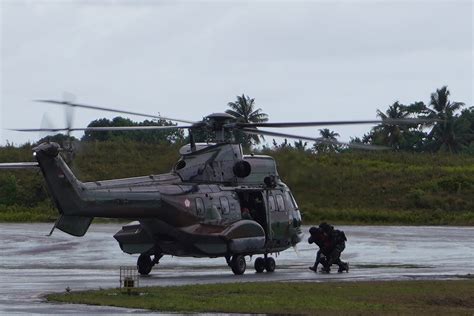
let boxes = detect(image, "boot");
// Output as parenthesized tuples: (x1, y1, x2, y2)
(338, 262, 349, 273)
(309, 265, 318, 272)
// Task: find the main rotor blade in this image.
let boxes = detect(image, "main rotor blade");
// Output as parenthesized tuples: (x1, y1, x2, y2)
(35, 99, 197, 125)
(241, 128, 388, 150)
(10, 125, 193, 132)
(230, 118, 435, 128)
(0, 162, 39, 169)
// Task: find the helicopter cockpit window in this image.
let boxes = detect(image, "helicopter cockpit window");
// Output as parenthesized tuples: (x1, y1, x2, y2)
(286, 192, 299, 209)
(195, 198, 204, 216)
(220, 197, 230, 215)
(268, 195, 276, 212)
(276, 194, 285, 211)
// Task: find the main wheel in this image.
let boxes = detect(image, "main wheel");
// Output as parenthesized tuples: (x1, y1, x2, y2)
(231, 255, 246, 275)
(265, 257, 276, 272)
(137, 254, 153, 275)
(254, 257, 265, 273)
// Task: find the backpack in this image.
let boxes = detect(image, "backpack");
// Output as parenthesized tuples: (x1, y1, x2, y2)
(334, 229, 347, 242)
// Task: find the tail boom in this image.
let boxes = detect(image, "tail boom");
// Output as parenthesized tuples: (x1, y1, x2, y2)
(33, 143, 180, 236)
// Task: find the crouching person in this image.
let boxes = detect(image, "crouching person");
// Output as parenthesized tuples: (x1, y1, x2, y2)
(308, 222, 349, 273)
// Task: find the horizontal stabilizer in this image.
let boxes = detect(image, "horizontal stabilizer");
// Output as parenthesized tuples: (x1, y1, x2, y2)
(55, 215, 94, 237)
(0, 162, 39, 169)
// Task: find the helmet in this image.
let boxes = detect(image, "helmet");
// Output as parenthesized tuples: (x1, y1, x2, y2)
(309, 226, 318, 235)
(319, 222, 334, 234)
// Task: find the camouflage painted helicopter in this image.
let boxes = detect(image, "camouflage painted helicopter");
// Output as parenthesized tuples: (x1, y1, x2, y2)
(0, 100, 427, 275)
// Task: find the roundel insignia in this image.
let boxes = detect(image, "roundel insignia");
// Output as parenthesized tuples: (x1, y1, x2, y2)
(184, 199, 191, 208)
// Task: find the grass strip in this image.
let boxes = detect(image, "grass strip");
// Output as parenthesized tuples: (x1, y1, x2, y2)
(47, 280, 474, 315)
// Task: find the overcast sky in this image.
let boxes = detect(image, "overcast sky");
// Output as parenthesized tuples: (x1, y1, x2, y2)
(1, 0, 472, 147)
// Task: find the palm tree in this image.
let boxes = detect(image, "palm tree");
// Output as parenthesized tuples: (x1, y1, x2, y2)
(423, 86, 465, 152)
(368, 101, 430, 151)
(226, 94, 268, 148)
(371, 101, 410, 149)
(293, 140, 309, 152)
(313, 128, 340, 153)
(319, 128, 340, 139)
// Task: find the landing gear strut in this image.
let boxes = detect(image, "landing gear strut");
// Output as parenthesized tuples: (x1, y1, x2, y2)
(137, 253, 163, 275)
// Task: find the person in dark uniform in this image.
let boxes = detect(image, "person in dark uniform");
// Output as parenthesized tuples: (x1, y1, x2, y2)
(241, 206, 252, 219)
(307, 226, 327, 271)
(308, 222, 349, 273)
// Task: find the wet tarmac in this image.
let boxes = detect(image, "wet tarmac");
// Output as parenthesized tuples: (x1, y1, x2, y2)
(1, 223, 473, 314)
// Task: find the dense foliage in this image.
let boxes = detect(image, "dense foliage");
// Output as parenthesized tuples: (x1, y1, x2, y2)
(264, 147, 474, 224)
(82, 117, 185, 144)
(0, 87, 472, 223)
(0, 141, 472, 224)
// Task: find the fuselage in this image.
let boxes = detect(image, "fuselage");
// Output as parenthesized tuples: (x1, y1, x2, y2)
(33, 141, 303, 258)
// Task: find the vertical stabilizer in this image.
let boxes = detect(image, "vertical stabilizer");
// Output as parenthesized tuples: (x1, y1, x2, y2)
(34, 142, 93, 236)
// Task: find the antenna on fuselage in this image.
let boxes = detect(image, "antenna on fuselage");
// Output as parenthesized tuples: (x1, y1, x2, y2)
(189, 129, 196, 152)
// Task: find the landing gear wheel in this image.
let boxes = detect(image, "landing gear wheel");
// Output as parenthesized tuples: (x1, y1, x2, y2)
(231, 255, 246, 275)
(265, 257, 276, 272)
(137, 254, 153, 275)
(254, 257, 265, 273)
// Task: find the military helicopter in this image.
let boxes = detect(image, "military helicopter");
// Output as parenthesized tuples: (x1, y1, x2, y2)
(0, 99, 429, 275)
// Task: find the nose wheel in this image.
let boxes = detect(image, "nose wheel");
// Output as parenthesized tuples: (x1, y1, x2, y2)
(230, 255, 246, 275)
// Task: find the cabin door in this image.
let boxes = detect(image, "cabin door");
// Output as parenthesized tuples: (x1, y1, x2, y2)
(265, 190, 290, 245)
(237, 191, 268, 236)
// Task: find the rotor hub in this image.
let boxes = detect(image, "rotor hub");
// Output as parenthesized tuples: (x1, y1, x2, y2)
(202, 113, 236, 131)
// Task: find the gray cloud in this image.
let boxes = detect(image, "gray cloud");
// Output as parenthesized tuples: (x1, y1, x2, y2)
(1, 0, 472, 146)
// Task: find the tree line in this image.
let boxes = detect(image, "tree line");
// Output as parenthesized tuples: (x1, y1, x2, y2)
(353, 86, 473, 153)
(1, 142, 473, 223)
(268, 86, 472, 154)
(35, 86, 472, 154)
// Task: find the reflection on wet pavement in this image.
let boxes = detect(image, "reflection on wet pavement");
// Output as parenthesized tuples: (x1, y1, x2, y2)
(1, 224, 473, 314)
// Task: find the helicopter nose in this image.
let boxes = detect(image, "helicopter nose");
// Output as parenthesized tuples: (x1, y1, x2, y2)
(290, 227, 304, 245)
